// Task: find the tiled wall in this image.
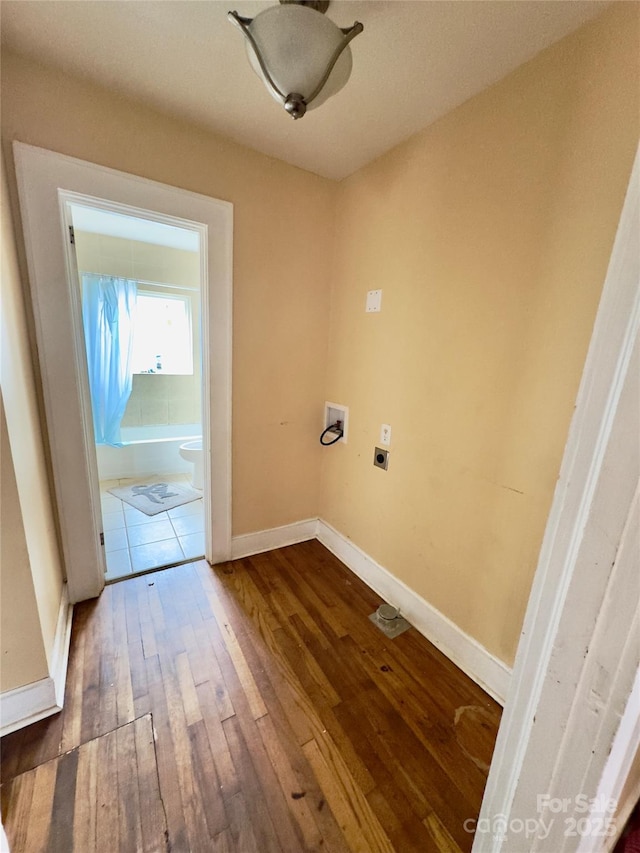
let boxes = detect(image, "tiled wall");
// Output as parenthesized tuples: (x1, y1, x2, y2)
(123, 374, 200, 427)
(75, 231, 201, 427)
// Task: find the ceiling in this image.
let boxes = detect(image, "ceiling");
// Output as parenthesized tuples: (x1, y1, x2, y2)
(70, 204, 200, 251)
(2, 1, 609, 180)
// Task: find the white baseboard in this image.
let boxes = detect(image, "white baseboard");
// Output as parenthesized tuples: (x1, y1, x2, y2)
(316, 519, 511, 705)
(231, 518, 318, 560)
(0, 584, 73, 736)
(0, 677, 58, 737)
(50, 584, 73, 707)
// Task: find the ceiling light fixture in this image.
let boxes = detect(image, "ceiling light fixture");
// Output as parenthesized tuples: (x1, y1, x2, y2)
(228, 0, 363, 120)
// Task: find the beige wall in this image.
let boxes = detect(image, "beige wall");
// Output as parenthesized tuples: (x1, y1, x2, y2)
(319, 3, 639, 666)
(0, 396, 49, 691)
(1, 4, 637, 678)
(74, 231, 202, 430)
(1, 154, 64, 689)
(75, 231, 200, 289)
(1, 50, 335, 535)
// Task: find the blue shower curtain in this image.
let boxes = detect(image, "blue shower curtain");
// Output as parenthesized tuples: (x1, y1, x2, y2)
(82, 274, 137, 446)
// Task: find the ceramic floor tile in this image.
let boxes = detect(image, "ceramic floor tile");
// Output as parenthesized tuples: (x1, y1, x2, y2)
(127, 520, 176, 548)
(170, 513, 204, 537)
(103, 510, 126, 532)
(167, 500, 203, 519)
(124, 508, 169, 527)
(104, 528, 128, 553)
(105, 548, 132, 579)
(99, 479, 120, 491)
(130, 538, 184, 573)
(101, 495, 122, 514)
(163, 473, 191, 483)
(178, 532, 205, 560)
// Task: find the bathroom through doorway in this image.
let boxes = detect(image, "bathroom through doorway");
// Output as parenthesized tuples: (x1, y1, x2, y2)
(67, 199, 208, 581)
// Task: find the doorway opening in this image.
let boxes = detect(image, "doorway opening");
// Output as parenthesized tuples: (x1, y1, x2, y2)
(63, 197, 208, 581)
(14, 143, 232, 603)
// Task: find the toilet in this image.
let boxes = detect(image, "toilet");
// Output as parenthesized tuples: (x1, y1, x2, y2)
(179, 438, 204, 489)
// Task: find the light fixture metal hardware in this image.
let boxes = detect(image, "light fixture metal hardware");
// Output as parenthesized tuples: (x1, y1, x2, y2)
(304, 20, 362, 108)
(279, 0, 330, 12)
(228, 10, 288, 105)
(228, 4, 363, 120)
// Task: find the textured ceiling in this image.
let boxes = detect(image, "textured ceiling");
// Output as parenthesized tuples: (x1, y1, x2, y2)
(1, 1, 610, 180)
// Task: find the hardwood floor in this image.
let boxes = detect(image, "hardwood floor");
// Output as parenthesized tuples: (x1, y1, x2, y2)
(1, 540, 501, 852)
(1, 716, 166, 852)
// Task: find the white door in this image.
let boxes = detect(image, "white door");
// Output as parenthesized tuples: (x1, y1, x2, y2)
(14, 142, 233, 603)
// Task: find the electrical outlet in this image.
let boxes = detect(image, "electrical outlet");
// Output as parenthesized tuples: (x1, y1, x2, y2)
(380, 424, 391, 446)
(373, 447, 389, 470)
(365, 290, 382, 313)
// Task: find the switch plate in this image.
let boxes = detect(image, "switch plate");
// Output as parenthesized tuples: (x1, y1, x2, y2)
(373, 447, 389, 470)
(380, 424, 391, 446)
(366, 290, 382, 313)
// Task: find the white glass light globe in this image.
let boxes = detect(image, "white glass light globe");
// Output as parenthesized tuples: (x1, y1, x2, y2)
(246, 4, 353, 111)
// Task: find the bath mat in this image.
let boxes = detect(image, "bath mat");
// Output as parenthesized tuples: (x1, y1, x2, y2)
(108, 478, 202, 516)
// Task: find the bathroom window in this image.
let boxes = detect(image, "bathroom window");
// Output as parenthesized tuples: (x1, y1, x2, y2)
(131, 291, 193, 375)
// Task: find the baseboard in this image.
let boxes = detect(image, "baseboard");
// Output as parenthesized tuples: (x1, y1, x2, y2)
(50, 584, 74, 707)
(316, 519, 511, 705)
(231, 518, 318, 560)
(0, 584, 73, 736)
(0, 677, 58, 737)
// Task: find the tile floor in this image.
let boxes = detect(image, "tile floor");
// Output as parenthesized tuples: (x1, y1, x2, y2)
(100, 474, 205, 581)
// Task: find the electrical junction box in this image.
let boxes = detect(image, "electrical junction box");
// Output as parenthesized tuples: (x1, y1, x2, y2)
(324, 402, 348, 444)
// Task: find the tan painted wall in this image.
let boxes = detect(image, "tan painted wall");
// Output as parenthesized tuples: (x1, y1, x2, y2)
(319, 4, 640, 666)
(74, 231, 202, 429)
(0, 396, 49, 691)
(2, 5, 637, 675)
(1, 50, 335, 535)
(1, 154, 64, 689)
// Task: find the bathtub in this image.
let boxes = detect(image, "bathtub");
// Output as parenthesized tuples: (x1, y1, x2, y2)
(96, 423, 202, 480)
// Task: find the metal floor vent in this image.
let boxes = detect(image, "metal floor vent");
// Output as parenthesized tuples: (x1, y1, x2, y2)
(368, 603, 412, 639)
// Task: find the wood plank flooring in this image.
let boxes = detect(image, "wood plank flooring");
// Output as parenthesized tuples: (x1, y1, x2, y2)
(1, 715, 166, 852)
(1, 540, 501, 852)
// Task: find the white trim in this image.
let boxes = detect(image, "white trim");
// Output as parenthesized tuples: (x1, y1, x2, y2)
(587, 665, 640, 852)
(231, 519, 318, 560)
(316, 519, 511, 704)
(0, 677, 58, 737)
(13, 142, 233, 601)
(49, 585, 74, 708)
(474, 147, 640, 852)
(0, 587, 73, 737)
(0, 818, 9, 853)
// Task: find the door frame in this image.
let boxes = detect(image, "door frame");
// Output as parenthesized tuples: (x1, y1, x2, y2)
(14, 142, 233, 603)
(59, 190, 213, 579)
(473, 148, 639, 851)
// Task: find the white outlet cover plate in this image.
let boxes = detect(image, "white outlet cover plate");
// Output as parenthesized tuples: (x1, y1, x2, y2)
(366, 290, 382, 312)
(380, 424, 391, 446)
